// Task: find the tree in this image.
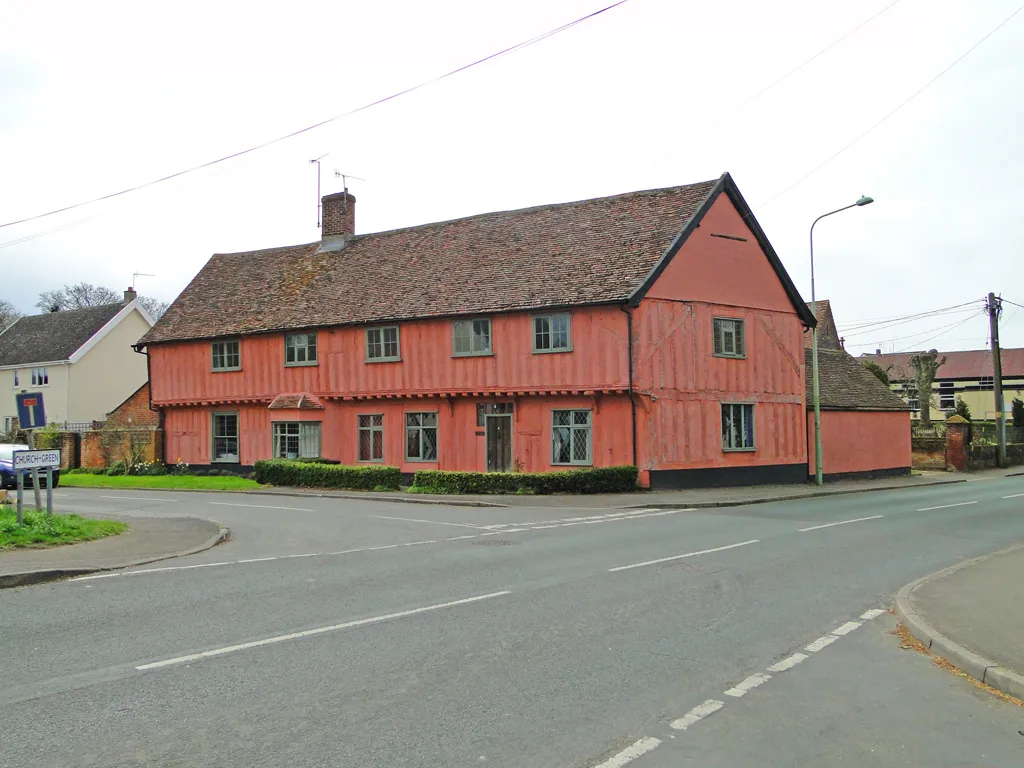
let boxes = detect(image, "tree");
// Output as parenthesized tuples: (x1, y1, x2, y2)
(0, 298, 21, 332)
(34, 282, 168, 320)
(908, 349, 946, 427)
(954, 396, 972, 422)
(862, 360, 890, 386)
(1013, 398, 1024, 429)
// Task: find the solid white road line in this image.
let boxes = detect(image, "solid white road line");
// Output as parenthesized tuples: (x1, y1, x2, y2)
(1002, 493, 1024, 499)
(724, 672, 771, 697)
(670, 699, 725, 730)
(100, 495, 176, 502)
(831, 620, 862, 636)
(136, 591, 511, 670)
(369, 515, 489, 529)
(804, 634, 839, 652)
(592, 737, 662, 768)
(860, 608, 887, 620)
(798, 515, 884, 532)
(208, 502, 316, 511)
(608, 540, 759, 572)
(917, 501, 977, 511)
(767, 652, 809, 672)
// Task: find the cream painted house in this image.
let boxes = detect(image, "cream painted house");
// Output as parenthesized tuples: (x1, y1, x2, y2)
(0, 293, 154, 431)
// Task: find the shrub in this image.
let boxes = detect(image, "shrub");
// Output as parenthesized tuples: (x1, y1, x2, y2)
(254, 459, 401, 490)
(412, 465, 639, 495)
(106, 460, 127, 476)
(34, 422, 63, 450)
(1013, 398, 1024, 429)
(953, 396, 972, 422)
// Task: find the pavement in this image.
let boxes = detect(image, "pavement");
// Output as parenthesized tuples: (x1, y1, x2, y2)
(0, 514, 227, 588)
(256, 468, 970, 508)
(2, 477, 1023, 767)
(897, 542, 1024, 700)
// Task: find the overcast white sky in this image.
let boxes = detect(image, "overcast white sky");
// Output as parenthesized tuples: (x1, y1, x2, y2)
(2, 0, 1023, 352)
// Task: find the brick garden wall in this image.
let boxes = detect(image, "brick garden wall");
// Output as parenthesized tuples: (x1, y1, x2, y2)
(911, 436, 946, 470)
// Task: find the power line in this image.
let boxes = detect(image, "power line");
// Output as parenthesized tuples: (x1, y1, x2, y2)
(759, 1, 1024, 208)
(838, 300, 985, 337)
(0, 0, 630, 232)
(894, 312, 983, 354)
(845, 313, 986, 350)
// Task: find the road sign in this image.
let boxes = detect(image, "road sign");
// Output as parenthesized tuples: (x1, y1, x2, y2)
(13, 449, 61, 470)
(15, 392, 46, 429)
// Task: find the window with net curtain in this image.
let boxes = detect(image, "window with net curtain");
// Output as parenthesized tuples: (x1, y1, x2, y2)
(551, 409, 591, 465)
(721, 403, 755, 450)
(272, 422, 322, 459)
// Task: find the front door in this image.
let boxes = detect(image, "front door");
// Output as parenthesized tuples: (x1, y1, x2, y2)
(486, 414, 513, 472)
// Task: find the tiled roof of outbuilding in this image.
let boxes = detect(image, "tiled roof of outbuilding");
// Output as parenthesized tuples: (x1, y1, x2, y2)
(806, 348, 910, 411)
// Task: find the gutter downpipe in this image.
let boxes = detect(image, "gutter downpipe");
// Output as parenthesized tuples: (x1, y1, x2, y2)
(620, 305, 637, 468)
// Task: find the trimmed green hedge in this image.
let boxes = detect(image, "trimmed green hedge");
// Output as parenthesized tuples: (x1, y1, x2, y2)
(412, 465, 638, 495)
(254, 459, 400, 490)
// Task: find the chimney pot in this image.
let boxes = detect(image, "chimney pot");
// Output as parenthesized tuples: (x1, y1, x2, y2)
(124, 287, 137, 304)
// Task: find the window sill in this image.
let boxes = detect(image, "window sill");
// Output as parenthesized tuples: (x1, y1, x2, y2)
(211, 458, 240, 464)
(284, 361, 319, 368)
(404, 458, 439, 463)
(358, 458, 385, 463)
(365, 357, 402, 364)
(532, 347, 573, 355)
(712, 353, 747, 360)
(452, 352, 494, 358)
(551, 463, 593, 467)
(211, 368, 242, 373)
(722, 447, 757, 453)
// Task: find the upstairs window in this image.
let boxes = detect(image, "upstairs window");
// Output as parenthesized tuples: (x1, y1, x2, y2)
(533, 313, 572, 353)
(31, 367, 48, 386)
(453, 318, 492, 357)
(212, 340, 241, 371)
(13, 370, 19, 387)
(272, 422, 321, 459)
(721, 403, 755, 450)
(713, 318, 745, 358)
(285, 333, 317, 366)
(939, 382, 955, 410)
(366, 326, 400, 362)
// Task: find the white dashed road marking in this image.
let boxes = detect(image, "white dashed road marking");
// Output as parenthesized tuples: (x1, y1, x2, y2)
(1002, 493, 1024, 499)
(724, 672, 771, 697)
(830, 620, 862, 636)
(369, 515, 489, 529)
(860, 608, 887, 620)
(767, 652, 808, 672)
(804, 634, 839, 652)
(135, 590, 511, 670)
(607, 539, 759, 572)
(670, 699, 725, 730)
(593, 737, 662, 768)
(208, 502, 316, 511)
(798, 515, 883, 532)
(917, 501, 977, 511)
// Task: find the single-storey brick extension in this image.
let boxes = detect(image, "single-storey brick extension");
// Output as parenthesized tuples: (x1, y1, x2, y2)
(140, 173, 847, 488)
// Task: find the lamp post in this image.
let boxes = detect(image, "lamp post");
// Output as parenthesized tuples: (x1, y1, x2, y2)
(810, 195, 873, 486)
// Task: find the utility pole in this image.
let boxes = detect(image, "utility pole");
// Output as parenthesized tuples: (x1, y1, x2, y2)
(987, 292, 1007, 468)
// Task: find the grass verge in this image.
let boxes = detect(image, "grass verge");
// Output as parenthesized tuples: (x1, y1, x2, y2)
(60, 474, 262, 491)
(0, 507, 128, 549)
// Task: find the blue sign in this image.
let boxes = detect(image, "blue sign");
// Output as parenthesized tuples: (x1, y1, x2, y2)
(15, 392, 46, 429)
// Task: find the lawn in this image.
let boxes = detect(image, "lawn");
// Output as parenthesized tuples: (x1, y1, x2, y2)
(60, 474, 263, 491)
(0, 507, 128, 549)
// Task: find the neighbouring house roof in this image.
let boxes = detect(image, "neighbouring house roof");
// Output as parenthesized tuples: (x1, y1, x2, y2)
(0, 303, 128, 367)
(806, 348, 910, 411)
(140, 173, 817, 346)
(268, 393, 325, 410)
(858, 348, 1024, 380)
(803, 300, 842, 351)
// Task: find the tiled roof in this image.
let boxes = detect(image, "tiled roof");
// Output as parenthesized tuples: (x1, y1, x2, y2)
(806, 348, 910, 411)
(0, 303, 124, 367)
(858, 349, 1024, 380)
(268, 393, 324, 410)
(140, 179, 732, 345)
(803, 300, 842, 350)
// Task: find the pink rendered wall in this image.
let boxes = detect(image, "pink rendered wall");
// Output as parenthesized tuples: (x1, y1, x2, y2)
(808, 410, 911, 476)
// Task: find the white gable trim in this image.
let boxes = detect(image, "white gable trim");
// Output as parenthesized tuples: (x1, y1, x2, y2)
(67, 300, 155, 365)
(0, 359, 70, 372)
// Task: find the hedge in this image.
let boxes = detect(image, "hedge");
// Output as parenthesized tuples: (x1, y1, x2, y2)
(412, 465, 638, 495)
(254, 459, 401, 490)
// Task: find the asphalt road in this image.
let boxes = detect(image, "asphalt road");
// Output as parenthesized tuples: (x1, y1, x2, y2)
(2, 478, 1023, 767)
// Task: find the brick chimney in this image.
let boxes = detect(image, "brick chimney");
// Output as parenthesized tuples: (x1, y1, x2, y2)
(124, 287, 137, 304)
(319, 191, 356, 252)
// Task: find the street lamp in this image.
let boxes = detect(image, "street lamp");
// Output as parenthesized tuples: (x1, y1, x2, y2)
(809, 195, 874, 486)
